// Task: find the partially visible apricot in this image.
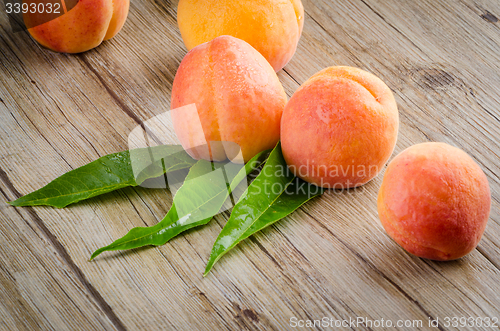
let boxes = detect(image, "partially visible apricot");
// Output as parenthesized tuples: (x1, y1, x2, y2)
(24, 0, 129, 53)
(177, 0, 304, 72)
(378, 142, 491, 260)
(281, 66, 399, 188)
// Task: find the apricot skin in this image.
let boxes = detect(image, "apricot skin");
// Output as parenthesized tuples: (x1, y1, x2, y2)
(281, 66, 399, 188)
(24, 0, 129, 53)
(177, 0, 304, 72)
(377, 142, 491, 261)
(171, 35, 287, 163)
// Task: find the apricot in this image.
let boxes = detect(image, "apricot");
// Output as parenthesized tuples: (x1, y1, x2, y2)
(177, 0, 304, 72)
(378, 142, 491, 261)
(24, 0, 129, 53)
(281, 66, 399, 188)
(171, 35, 287, 163)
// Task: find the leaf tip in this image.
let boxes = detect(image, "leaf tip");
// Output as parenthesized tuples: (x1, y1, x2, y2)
(203, 262, 214, 277)
(8, 197, 25, 207)
(90, 250, 102, 261)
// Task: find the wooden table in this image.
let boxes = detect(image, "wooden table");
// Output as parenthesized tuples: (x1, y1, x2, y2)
(1, 0, 500, 329)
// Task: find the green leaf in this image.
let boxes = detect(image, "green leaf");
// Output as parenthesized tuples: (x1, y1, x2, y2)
(90, 150, 269, 260)
(9, 145, 196, 208)
(204, 143, 324, 276)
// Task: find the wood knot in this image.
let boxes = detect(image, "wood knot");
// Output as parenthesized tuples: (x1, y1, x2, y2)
(232, 303, 260, 322)
(413, 68, 456, 89)
(481, 11, 499, 23)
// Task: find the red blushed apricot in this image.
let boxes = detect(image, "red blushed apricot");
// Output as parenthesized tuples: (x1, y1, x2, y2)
(281, 66, 399, 188)
(177, 0, 304, 72)
(378, 142, 491, 261)
(24, 0, 129, 53)
(171, 35, 287, 163)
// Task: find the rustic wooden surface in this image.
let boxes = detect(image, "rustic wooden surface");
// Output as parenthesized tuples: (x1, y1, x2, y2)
(1, 0, 500, 329)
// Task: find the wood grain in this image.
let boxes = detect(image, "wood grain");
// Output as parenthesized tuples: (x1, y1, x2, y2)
(1, 0, 500, 329)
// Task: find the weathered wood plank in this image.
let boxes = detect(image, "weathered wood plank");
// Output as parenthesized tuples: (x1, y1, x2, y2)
(1, 0, 500, 329)
(0, 181, 119, 329)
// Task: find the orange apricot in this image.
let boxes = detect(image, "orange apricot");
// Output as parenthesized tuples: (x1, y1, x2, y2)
(177, 0, 304, 72)
(378, 142, 491, 260)
(24, 0, 129, 53)
(281, 66, 399, 188)
(171, 35, 287, 163)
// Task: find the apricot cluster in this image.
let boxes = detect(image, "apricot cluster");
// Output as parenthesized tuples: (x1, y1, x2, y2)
(170, 1, 491, 261)
(29, 0, 490, 262)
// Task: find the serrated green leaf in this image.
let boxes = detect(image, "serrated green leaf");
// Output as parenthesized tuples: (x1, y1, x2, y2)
(90, 150, 269, 260)
(204, 143, 324, 276)
(9, 145, 195, 208)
